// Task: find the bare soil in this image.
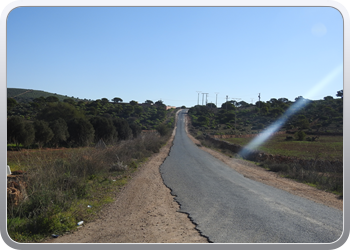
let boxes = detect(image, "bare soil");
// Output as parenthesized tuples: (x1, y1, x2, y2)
(44, 113, 342, 244)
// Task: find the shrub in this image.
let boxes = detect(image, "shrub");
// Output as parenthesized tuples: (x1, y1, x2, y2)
(294, 130, 306, 141)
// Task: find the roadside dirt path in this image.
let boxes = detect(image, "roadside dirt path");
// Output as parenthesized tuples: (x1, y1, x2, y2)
(45, 120, 208, 243)
(45, 112, 342, 243)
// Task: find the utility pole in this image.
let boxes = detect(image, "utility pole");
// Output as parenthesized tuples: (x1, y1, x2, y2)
(215, 92, 219, 107)
(196, 91, 201, 105)
(231, 98, 241, 134)
(202, 93, 205, 105)
(258, 93, 261, 108)
(205, 93, 209, 105)
(226, 95, 228, 111)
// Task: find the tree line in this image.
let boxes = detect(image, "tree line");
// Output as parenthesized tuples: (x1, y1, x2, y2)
(7, 96, 173, 148)
(188, 90, 343, 136)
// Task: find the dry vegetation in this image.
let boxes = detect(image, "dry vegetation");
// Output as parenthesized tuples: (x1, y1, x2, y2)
(7, 132, 170, 242)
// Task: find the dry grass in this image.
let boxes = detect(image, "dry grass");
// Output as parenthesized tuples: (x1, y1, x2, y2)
(7, 132, 170, 242)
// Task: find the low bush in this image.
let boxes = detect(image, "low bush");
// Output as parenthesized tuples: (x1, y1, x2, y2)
(262, 160, 342, 195)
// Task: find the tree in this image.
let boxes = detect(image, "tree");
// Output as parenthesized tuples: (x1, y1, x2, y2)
(206, 103, 217, 108)
(49, 118, 70, 148)
(129, 123, 142, 138)
(156, 123, 169, 136)
(129, 100, 138, 106)
(278, 98, 289, 103)
(45, 96, 59, 103)
(7, 98, 18, 109)
(67, 117, 95, 147)
(294, 130, 306, 141)
(101, 98, 109, 105)
(63, 98, 76, 105)
(145, 100, 153, 105)
(221, 101, 235, 111)
(295, 96, 304, 102)
(238, 101, 249, 108)
(7, 116, 25, 146)
(7, 116, 35, 147)
(133, 105, 143, 116)
(33, 96, 46, 104)
(37, 102, 83, 122)
(323, 96, 334, 101)
(336, 90, 343, 99)
(112, 97, 123, 103)
(20, 122, 35, 147)
(89, 116, 117, 143)
(112, 118, 132, 140)
(33, 120, 54, 149)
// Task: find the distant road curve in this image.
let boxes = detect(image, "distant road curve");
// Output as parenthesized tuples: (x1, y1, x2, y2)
(160, 109, 343, 243)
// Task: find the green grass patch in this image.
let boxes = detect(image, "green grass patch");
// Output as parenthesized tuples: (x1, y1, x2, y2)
(224, 134, 343, 161)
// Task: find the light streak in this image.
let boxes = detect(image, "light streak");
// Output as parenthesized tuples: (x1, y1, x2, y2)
(239, 64, 343, 158)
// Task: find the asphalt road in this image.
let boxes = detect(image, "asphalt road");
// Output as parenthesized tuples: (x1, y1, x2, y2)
(160, 109, 343, 243)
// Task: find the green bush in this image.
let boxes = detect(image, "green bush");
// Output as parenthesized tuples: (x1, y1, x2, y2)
(294, 130, 306, 141)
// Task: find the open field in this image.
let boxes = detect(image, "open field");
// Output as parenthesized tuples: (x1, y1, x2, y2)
(7, 132, 170, 243)
(224, 134, 343, 161)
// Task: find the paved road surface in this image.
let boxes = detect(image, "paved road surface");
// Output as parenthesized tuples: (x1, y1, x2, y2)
(160, 109, 343, 243)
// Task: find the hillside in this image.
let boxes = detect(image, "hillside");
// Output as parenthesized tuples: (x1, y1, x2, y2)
(188, 94, 343, 137)
(7, 88, 81, 103)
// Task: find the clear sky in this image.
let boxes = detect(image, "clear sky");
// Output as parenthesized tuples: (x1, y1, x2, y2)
(7, 6, 343, 107)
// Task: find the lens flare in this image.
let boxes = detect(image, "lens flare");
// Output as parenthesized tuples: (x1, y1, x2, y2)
(239, 64, 343, 158)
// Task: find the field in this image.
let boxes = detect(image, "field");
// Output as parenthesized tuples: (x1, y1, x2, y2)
(224, 134, 343, 161)
(7, 132, 169, 243)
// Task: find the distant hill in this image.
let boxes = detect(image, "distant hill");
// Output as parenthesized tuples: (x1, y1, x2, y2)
(7, 88, 83, 103)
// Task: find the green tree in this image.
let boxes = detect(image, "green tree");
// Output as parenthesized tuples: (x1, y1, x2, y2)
(101, 98, 109, 105)
(133, 105, 143, 117)
(129, 100, 138, 106)
(129, 123, 142, 138)
(336, 90, 343, 99)
(112, 118, 132, 140)
(67, 117, 95, 147)
(63, 98, 76, 105)
(206, 103, 217, 108)
(112, 97, 123, 103)
(8, 116, 35, 147)
(20, 122, 35, 147)
(33, 120, 54, 149)
(7, 98, 18, 109)
(45, 96, 59, 103)
(7, 116, 25, 146)
(49, 118, 70, 148)
(221, 101, 236, 111)
(323, 96, 334, 101)
(156, 123, 169, 136)
(37, 102, 84, 122)
(294, 130, 306, 141)
(89, 116, 117, 143)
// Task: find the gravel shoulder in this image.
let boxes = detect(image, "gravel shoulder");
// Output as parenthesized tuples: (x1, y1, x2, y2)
(45, 112, 342, 243)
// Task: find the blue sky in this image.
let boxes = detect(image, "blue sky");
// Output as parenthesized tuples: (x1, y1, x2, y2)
(7, 7, 343, 107)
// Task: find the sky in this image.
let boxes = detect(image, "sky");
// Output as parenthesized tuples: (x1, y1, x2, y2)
(6, 6, 343, 108)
